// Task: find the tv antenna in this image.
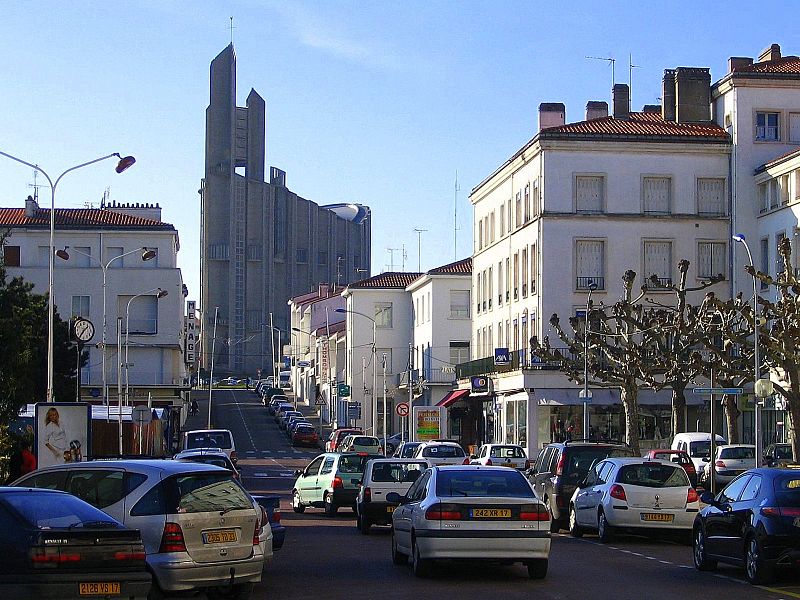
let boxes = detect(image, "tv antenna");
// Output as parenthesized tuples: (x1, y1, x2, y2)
(27, 169, 45, 201)
(229, 16, 236, 44)
(586, 55, 616, 89)
(453, 171, 460, 261)
(414, 228, 427, 272)
(629, 54, 641, 111)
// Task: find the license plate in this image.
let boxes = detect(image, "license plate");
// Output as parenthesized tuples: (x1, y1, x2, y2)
(203, 529, 237, 544)
(79, 582, 120, 596)
(387, 506, 395, 513)
(641, 513, 674, 522)
(471, 508, 511, 518)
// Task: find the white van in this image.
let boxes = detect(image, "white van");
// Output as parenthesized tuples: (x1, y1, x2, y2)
(671, 432, 727, 482)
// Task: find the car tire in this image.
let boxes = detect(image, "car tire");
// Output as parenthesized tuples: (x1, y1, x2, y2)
(411, 538, 431, 578)
(292, 490, 305, 514)
(568, 504, 583, 538)
(147, 579, 166, 600)
(693, 526, 717, 571)
(545, 498, 560, 533)
(324, 493, 338, 517)
(391, 529, 407, 565)
(598, 510, 614, 544)
(359, 515, 371, 535)
(745, 535, 772, 585)
(527, 559, 548, 579)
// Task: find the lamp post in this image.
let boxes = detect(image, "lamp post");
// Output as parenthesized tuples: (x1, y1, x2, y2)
(336, 307, 377, 436)
(582, 282, 598, 439)
(0, 150, 135, 403)
(124, 288, 168, 407)
(263, 320, 284, 402)
(382, 352, 388, 455)
(208, 307, 219, 429)
(292, 326, 314, 402)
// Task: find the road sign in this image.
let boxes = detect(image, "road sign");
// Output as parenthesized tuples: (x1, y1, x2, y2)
(315, 395, 326, 406)
(131, 405, 152, 426)
(579, 389, 593, 402)
(298, 360, 311, 368)
(396, 402, 409, 417)
(338, 383, 351, 398)
(693, 387, 744, 395)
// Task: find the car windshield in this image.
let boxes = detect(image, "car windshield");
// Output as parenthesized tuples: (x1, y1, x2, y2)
(173, 473, 252, 514)
(689, 441, 712, 458)
(338, 455, 369, 474)
(616, 464, 689, 488)
(422, 445, 465, 458)
(371, 462, 425, 483)
(183, 456, 231, 469)
(774, 475, 800, 507)
(3, 492, 120, 529)
(436, 470, 534, 498)
(564, 447, 633, 480)
(719, 447, 755, 460)
(187, 432, 232, 450)
(489, 446, 525, 459)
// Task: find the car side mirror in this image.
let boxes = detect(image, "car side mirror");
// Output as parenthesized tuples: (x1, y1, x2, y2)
(294, 469, 303, 477)
(385, 492, 405, 504)
(699, 491, 715, 506)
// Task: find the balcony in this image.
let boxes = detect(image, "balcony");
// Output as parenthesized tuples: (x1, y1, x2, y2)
(644, 277, 673, 290)
(398, 368, 457, 387)
(576, 276, 604, 290)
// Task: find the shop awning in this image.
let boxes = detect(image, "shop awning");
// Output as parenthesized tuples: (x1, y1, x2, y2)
(437, 389, 470, 408)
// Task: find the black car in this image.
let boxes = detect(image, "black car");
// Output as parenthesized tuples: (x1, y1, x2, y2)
(253, 494, 286, 551)
(0, 487, 151, 599)
(764, 443, 793, 467)
(693, 468, 800, 584)
(527, 440, 637, 532)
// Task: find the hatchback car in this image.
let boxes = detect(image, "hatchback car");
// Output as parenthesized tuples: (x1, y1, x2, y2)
(292, 452, 374, 516)
(355, 458, 427, 534)
(182, 429, 238, 465)
(0, 487, 151, 600)
(703, 444, 756, 487)
(568, 458, 699, 543)
(267, 396, 289, 413)
(414, 441, 468, 466)
(173, 448, 240, 480)
(326, 428, 363, 452)
(470, 444, 531, 470)
(389, 465, 550, 578)
(693, 468, 800, 584)
(279, 410, 303, 430)
(13, 460, 265, 599)
(340, 435, 383, 454)
(291, 424, 320, 447)
(643, 449, 698, 487)
(394, 441, 422, 458)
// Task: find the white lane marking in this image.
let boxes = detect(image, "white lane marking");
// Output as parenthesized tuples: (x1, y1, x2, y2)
(229, 389, 257, 450)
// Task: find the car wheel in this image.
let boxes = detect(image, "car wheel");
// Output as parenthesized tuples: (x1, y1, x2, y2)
(545, 498, 560, 533)
(526, 559, 548, 579)
(693, 526, 717, 571)
(359, 515, 371, 535)
(568, 504, 583, 538)
(292, 490, 305, 514)
(391, 529, 407, 565)
(598, 510, 614, 543)
(147, 579, 166, 600)
(745, 535, 772, 584)
(324, 493, 338, 517)
(411, 537, 431, 578)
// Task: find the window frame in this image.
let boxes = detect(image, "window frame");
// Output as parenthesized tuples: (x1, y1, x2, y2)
(641, 175, 672, 215)
(574, 238, 606, 291)
(574, 174, 606, 214)
(696, 177, 727, 216)
(755, 110, 781, 142)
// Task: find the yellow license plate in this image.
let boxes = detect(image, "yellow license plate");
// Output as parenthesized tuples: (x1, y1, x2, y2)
(79, 582, 120, 596)
(471, 508, 511, 518)
(386, 505, 395, 513)
(641, 513, 674, 522)
(203, 529, 237, 544)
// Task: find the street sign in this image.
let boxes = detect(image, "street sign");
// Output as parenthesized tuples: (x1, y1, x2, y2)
(494, 347, 511, 366)
(693, 387, 744, 395)
(579, 389, 593, 402)
(315, 395, 326, 406)
(297, 360, 311, 367)
(471, 376, 489, 394)
(338, 383, 351, 398)
(396, 402, 409, 417)
(348, 401, 361, 420)
(131, 405, 152, 426)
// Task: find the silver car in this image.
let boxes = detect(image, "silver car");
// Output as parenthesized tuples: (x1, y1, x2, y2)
(13, 459, 265, 599)
(389, 465, 551, 579)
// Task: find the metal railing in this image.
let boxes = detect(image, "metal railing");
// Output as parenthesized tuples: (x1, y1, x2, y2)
(577, 276, 604, 290)
(644, 277, 673, 289)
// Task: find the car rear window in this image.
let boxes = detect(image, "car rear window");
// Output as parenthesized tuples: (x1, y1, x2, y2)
(489, 446, 525, 459)
(187, 431, 232, 450)
(183, 456, 232, 469)
(175, 474, 252, 514)
(775, 446, 794, 460)
(689, 441, 712, 458)
(4, 492, 120, 529)
(400, 443, 421, 457)
(617, 463, 689, 488)
(435, 470, 534, 498)
(563, 447, 633, 479)
(774, 476, 800, 507)
(338, 455, 368, 474)
(422, 445, 465, 458)
(353, 437, 379, 446)
(370, 462, 425, 483)
(295, 425, 315, 433)
(719, 447, 755, 460)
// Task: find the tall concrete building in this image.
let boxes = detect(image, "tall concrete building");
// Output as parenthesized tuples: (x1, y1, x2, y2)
(200, 44, 371, 376)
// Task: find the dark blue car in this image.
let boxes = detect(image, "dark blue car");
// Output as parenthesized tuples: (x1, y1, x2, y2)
(693, 467, 800, 584)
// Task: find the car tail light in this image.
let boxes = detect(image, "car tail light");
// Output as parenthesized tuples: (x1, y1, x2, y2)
(687, 488, 699, 504)
(332, 476, 343, 489)
(114, 550, 146, 561)
(486, 459, 493, 466)
(231, 451, 238, 462)
(364, 486, 372, 502)
(685, 463, 696, 474)
(253, 509, 265, 546)
(761, 506, 800, 517)
(555, 453, 565, 476)
(159, 522, 187, 553)
(610, 484, 627, 502)
(425, 503, 462, 520)
(462, 458, 470, 465)
(30, 546, 82, 565)
(270, 507, 281, 524)
(519, 504, 550, 521)
(715, 460, 725, 469)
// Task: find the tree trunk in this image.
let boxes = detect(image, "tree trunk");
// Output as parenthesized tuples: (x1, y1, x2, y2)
(723, 394, 740, 444)
(620, 385, 641, 455)
(671, 386, 686, 437)
(789, 396, 800, 462)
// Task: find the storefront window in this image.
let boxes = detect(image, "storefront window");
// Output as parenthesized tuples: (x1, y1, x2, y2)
(504, 398, 528, 445)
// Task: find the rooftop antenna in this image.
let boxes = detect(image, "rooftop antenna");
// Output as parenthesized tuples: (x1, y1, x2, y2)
(27, 169, 45, 202)
(629, 54, 641, 112)
(454, 170, 460, 261)
(229, 16, 236, 44)
(414, 228, 428, 272)
(401, 244, 407, 272)
(586, 55, 616, 89)
(387, 247, 399, 271)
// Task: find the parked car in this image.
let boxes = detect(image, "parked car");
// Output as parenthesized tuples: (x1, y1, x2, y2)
(182, 428, 238, 465)
(394, 441, 422, 458)
(693, 468, 800, 584)
(252, 494, 285, 551)
(413, 441, 468, 466)
(671, 432, 727, 483)
(13, 460, 266, 599)
(274, 404, 296, 424)
(527, 440, 637, 533)
(701, 444, 756, 487)
(286, 417, 312, 436)
(470, 444, 531, 470)
(643, 449, 698, 487)
(174, 448, 240, 480)
(355, 458, 427, 534)
(292, 452, 374, 516)
(764, 443, 793, 467)
(279, 410, 303, 430)
(389, 465, 551, 578)
(381, 433, 405, 456)
(340, 435, 383, 454)
(568, 458, 699, 543)
(0, 487, 152, 600)
(267, 394, 290, 411)
(326, 428, 363, 452)
(291, 424, 320, 447)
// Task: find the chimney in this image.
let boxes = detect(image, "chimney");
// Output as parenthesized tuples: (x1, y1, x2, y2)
(642, 104, 661, 114)
(757, 43, 781, 63)
(538, 103, 566, 131)
(728, 57, 754, 72)
(612, 84, 629, 119)
(675, 67, 711, 123)
(662, 69, 676, 122)
(24, 195, 39, 217)
(585, 101, 608, 121)
(318, 283, 330, 297)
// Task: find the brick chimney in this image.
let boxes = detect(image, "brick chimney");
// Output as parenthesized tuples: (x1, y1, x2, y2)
(24, 195, 39, 217)
(728, 57, 754, 72)
(585, 101, 608, 121)
(662, 70, 676, 122)
(674, 67, 711, 123)
(612, 84, 629, 119)
(538, 103, 566, 131)
(757, 43, 781, 63)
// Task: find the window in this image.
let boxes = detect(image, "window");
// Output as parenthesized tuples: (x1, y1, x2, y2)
(505, 258, 511, 301)
(451, 342, 468, 368)
(208, 243, 229, 260)
(422, 294, 427, 321)
(531, 181, 540, 217)
(524, 184, 530, 222)
(487, 325, 493, 349)
(317, 251, 328, 266)
(3, 245, 20, 267)
(497, 321, 503, 347)
(515, 191, 522, 228)
(106, 246, 124, 268)
(247, 244, 263, 261)
(791, 113, 800, 143)
(720, 474, 751, 503)
(756, 111, 780, 141)
(575, 240, 605, 290)
(375, 302, 393, 328)
(758, 182, 769, 213)
(530, 243, 537, 293)
(488, 267, 493, 310)
(575, 175, 604, 213)
(499, 205, 505, 237)
(513, 252, 519, 299)
(739, 474, 762, 502)
(296, 247, 308, 263)
(497, 261, 504, 306)
(478, 220, 484, 249)
(697, 178, 726, 215)
(490, 211, 495, 243)
(760, 237, 770, 290)
(415, 298, 420, 325)
(122, 295, 159, 334)
(427, 292, 431, 321)
(476, 273, 481, 314)
(72, 296, 90, 318)
(481, 271, 487, 311)
(777, 232, 787, 277)
(643, 177, 671, 214)
(507, 200, 512, 234)
(521, 248, 528, 298)
(780, 174, 791, 205)
(450, 290, 470, 318)
(698, 242, 726, 280)
(644, 241, 673, 288)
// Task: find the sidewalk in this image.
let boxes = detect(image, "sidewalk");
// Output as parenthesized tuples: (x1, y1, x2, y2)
(184, 389, 211, 431)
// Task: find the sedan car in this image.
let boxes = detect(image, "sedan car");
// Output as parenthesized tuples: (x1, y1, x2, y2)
(693, 468, 800, 584)
(568, 458, 700, 543)
(0, 487, 151, 600)
(388, 465, 550, 578)
(764, 443, 793, 467)
(414, 441, 468, 466)
(470, 444, 530, 470)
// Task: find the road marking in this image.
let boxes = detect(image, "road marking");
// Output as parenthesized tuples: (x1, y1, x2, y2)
(760, 586, 800, 598)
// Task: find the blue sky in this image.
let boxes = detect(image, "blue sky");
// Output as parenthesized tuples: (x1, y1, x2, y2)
(1, 1, 797, 305)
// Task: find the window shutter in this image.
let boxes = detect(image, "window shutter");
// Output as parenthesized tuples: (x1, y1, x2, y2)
(576, 240, 603, 278)
(644, 241, 672, 280)
(698, 179, 725, 215)
(576, 177, 603, 212)
(643, 177, 670, 213)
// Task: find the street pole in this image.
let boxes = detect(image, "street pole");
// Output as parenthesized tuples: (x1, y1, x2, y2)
(117, 317, 124, 455)
(408, 342, 413, 443)
(208, 307, 219, 429)
(361, 356, 367, 430)
(382, 352, 388, 455)
(125, 288, 167, 407)
(583, 282, 597, 439)
(269, 312, 276, 385)
(372, 320, 377, 437)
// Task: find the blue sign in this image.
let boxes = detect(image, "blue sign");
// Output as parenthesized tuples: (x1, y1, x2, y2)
(89, 388, 101, 398)
(471, 376, 489, 394)
(693, 387, 744, 395)
(494, 347, 511, 366)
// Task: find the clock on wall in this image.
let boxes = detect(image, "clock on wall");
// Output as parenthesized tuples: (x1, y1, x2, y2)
(73, 317, 95, 343)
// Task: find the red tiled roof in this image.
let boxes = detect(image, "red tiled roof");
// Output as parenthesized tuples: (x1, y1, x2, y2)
(428, 257, 472, 275)
(733, 56, 800, 74)
(289, 285, 343, 306)
(314, 320, 346, 336)
(347, 271, 423, 289)
(0, 208, 174, 230)
(756, 147, 800, 174)
(540, 111, 729, 141)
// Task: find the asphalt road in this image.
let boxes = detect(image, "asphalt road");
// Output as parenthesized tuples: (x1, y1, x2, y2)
(206, 388, 800, 600)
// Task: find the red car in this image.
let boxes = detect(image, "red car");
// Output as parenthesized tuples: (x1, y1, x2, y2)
(291, 424, 320, 447)
(643, 449, 698, 487)
(326, 428, 363, 452)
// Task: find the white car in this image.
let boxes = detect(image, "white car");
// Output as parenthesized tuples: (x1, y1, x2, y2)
(182, 428, 238, 465)
(470, 444, 531, 470)
(705, 444, 756, 486)
(413, 441, 468, 466)
(568, 457, 700, 543)
(355, 458, 428, 534)
(671, 432, 727, 483)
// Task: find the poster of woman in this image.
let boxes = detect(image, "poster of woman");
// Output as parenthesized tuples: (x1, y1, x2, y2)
(35, 403, 90, 468)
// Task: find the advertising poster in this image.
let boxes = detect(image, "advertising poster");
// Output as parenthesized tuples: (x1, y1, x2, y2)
(415, 406, 446, 441)
(35, 402, 91, 468)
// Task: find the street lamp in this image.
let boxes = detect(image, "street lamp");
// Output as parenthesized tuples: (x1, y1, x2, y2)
(124, 288, 168, 407)
(336, 307, 377, 436)
(582, 282, 598, 439)
(0, 150, 135, 403)
(263, 319, 283, 400)
(208, 307, 219, 429)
